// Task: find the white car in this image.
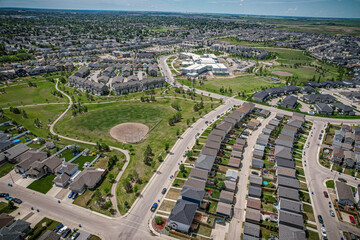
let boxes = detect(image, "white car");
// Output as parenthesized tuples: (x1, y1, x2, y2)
(321, 227, 327, 237)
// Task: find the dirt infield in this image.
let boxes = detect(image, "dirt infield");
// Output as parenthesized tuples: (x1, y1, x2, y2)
(110, 122, 149, 143)
(272, 71, 293, 77)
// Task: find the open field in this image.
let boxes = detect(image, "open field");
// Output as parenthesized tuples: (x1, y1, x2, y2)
(0, 81, 67, 108)
(177, 75, 281, 96)
(54, 98, 218, 214)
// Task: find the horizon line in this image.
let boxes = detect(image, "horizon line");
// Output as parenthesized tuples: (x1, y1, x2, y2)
(1, 7, 360, 20)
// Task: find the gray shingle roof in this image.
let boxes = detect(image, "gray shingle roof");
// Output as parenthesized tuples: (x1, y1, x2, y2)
(169, 199, 197, 225)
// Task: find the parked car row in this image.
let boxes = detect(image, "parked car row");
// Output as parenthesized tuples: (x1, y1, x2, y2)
(55, 224, 80, 239)
(0, 193, 22, 204)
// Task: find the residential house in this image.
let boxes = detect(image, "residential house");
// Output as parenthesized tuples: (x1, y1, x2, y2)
(245, 208, 261, 224)
(14, 151, 48, 174)
(53, 161, 79, 187)
(70, 168, 106, 193)
(243, 222, 260, 238)
(252, 159, 264, 169)
(219, 190, 234, 204)
(332, 102, 355, 115)
(248, 186, 262, 198)
(344, 151, 355, 168)
(332, 147, 344, 165)
(224, 180, 236, 192)
(277, 176, 300, 190)
(194, 154, 216, 172)
(181, 185, 205, 207)
(3, 143, 29, 163)
(280, 96, 298, 109)
(302, 94, 335, 104)
(168, 199, 198, 233)
(301, 86, 316, 94)
(315, 103, 333, 115)
(27, 156, 63, 179)
(247, 198, 261, 210)
(216, 202, 232, 218)
(335, 181, 355, 207)
(38, 230, 60, 240)
(278, 210, 304, 230)
(188, 168, 208, 181)
(210, 129, 226, 140)
(228, 157, 241, 168)
(276, 134, 294, 149)
(249, 175, 262, 188)
(204, 141, 221, 152)
(74, 67, 90, 78)
(279, 198, 303, 214)
(0, 213, 14, 229)
(225, 169, 238, 182)
(277, 167, 296, 179)
(278, 186, 299, 201)
(279, 224, 305, 240)
(252, 91, 269, 102)
(183, 177, 206, 190)
(0, 219, 30, 240)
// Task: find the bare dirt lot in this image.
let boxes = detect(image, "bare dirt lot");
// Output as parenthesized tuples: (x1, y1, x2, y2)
(110, 122, 149, 143)
(272, 71, 293, 77)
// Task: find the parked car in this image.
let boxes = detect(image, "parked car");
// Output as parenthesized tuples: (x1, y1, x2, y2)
(330, 210, 335, 217)
(323, 191, 329, 198)
(13, 198, 22, 204)
(55, 224, 63, 231)
(321, 227, 327, 237)
(5, 196, 13, 201)
(338, 178, 347, 183)
(71, 231, 80, 240)
(321, 130, 324, 133)
(0, 193, 9, 198)
(72, 192, 78, 199)
(318, 215, 324, 224)
(68, 191, 74, 199)
(161, 188, 167, 194)
(58, 226, 68, 234)
(62, 228, 71, 238)
(350, 216, 356, 224)
(251, 171, 259, 176)
(150, 203, 158, 212)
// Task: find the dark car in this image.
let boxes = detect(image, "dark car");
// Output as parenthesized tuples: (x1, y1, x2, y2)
(338, 178, 347, 183)
(61, 228, 71, 238)
(323, 191, 329, 198)
(71, 231, 80, 240)
(13, 198, 22, 204)
(150, 203, 158, 212)
(55, 224, 63, 231)
(318, 215, 324, 224)
(72, 192, 78, 200)
(5, 196, 13, 201)
(0, 193, 9, 198)
(251, 171, 259, 176)
(161, 188, 167, 194)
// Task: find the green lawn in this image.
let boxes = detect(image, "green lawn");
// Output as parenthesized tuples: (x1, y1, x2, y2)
(205, 187, 221, 199)
(73, 155, 96, 170)
(176, 167, 191, 179)
(196, 224, 212, 237)
(0, 201, 18, 214)
(300, 191, 311, 203)
(59, 149, 77, 161)
(27, 174, 56, 194)
(303, 204, 315, 222)
(207, 201, 218, 214)
(326, 180, 334, 189)
(177, 75, 282, 96)
(306, 230, 320, 240)
(0, 162, 14, 178)
(0, 80, 67, 108)
(172, 179, 185, 188)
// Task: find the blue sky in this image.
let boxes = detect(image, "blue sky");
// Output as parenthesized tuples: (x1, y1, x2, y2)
(1, 0, 360, 18)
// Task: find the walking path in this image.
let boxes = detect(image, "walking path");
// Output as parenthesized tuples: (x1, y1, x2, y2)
(49, 79, 130, 216)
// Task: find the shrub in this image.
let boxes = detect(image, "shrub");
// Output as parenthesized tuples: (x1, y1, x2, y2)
(155, 216, 163, 225)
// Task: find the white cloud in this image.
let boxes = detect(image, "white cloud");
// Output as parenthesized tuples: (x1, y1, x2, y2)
(286, 6, 298, 13)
